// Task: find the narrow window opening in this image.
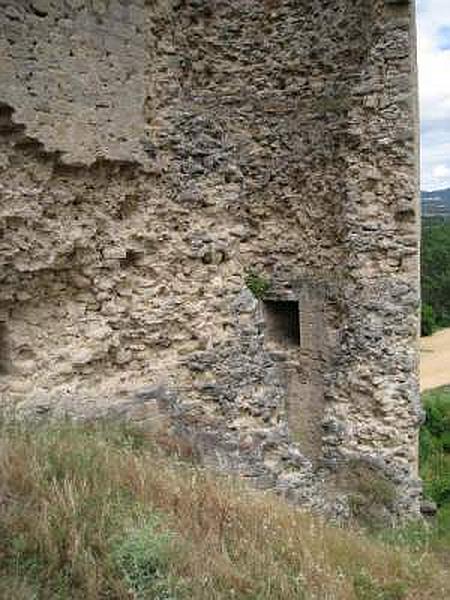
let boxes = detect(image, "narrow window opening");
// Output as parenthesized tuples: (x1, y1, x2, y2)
(0, 322, 10, 374)
(263, 300, 300, 347)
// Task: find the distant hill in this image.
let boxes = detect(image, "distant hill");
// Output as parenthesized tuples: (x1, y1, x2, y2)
(422, 188, 450, 218)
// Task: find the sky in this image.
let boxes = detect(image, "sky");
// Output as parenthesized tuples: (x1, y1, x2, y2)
(417, 0, 450, 190)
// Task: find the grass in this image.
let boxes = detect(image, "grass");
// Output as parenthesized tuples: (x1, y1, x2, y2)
(372, 388, 450, 559)
(1, 421, 450, 599)
(343, 460, 397, 528)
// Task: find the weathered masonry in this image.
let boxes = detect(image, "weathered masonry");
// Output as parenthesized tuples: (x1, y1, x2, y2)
(0, 0, 421, 517)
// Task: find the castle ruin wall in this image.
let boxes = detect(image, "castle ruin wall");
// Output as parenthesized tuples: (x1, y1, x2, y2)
(0, 0, 422, 517)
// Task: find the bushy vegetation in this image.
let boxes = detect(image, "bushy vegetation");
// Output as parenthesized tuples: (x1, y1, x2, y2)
(1, 421, 450, 600)
(420, 387, 450, 548)
(421, 218, 450, 335)
(245, 269, 271, 299)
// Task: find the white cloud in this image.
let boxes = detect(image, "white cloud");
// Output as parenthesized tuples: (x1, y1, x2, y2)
(417, 0, 450, 189)
(431, 164, 450, 179)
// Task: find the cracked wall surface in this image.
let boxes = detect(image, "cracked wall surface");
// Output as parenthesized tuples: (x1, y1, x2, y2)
(0, 0, 421, 518)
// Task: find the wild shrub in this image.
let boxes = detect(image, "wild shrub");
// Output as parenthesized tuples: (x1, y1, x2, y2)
(421, 388, 450, 506)
(111, 516, 182, 599)
(353, 571, 407, 600)
(245, 269, 271, 299)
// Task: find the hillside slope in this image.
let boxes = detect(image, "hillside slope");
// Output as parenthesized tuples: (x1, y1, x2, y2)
(0, 422, 449, 600)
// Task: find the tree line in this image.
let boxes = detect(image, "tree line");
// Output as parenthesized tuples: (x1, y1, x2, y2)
(421, 218, 450, 336)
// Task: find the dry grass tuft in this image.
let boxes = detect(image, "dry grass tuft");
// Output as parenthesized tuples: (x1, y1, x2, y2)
(0, 421, 449, 599)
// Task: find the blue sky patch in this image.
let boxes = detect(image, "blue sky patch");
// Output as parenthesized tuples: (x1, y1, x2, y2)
(437, 26, 450, 50)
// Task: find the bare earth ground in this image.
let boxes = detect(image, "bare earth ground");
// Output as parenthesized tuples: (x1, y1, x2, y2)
(421, 327, 450, 391)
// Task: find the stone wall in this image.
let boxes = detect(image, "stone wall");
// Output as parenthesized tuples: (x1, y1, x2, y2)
(0, 0, 422, 518)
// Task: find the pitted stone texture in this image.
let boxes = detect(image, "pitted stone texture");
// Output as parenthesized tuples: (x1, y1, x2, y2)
(0, 0, 421, 519)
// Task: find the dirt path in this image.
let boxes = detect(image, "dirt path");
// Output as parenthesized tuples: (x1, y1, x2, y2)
(421, 327, 450, 391)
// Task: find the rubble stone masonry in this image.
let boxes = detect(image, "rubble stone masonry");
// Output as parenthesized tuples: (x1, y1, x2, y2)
(0, 0, 421, 518)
